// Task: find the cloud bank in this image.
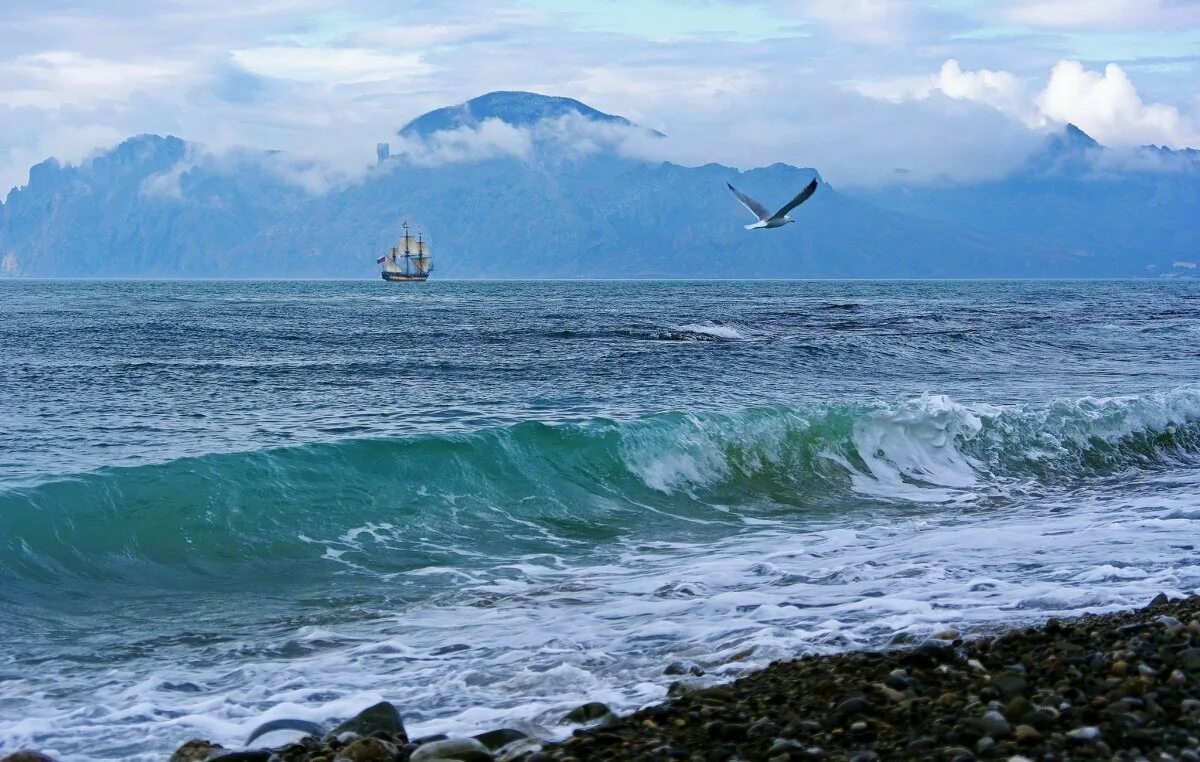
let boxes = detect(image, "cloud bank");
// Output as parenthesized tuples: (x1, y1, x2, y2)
(1, 1, 1198, 194)
(855, 58, 1200, 149)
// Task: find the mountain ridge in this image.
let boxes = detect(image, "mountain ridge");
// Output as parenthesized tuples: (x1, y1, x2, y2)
(399, 90, 665, 138)
(1, 95, 1196, 279)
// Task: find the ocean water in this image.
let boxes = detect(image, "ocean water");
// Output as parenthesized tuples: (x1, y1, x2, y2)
(2, 279, 1200, 760)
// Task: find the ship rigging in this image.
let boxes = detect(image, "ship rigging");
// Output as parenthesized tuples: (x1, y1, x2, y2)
(378, 222, 432, 282)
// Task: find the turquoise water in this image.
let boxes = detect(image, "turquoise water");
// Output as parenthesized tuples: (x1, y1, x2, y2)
(2, 280, 1200, 759)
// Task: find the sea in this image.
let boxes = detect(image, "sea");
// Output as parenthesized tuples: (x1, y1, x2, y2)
(2, 279, 1199, 760)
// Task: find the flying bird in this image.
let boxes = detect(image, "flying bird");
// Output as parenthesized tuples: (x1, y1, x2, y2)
(726, 178, 819, 230)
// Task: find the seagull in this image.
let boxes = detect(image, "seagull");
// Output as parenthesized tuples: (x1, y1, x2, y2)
(726, 178, 819, 230)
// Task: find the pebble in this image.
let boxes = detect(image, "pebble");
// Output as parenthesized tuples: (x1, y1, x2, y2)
(1002, 696, 1031, 722)
(169, 740, 224, 762)
(884, 672, 909, 690)
(562, 701, 612, 724)
(412, 738, 492, 761)
(495, 738, 543, 762)
(832, 696, 869, 718)
(879, 684, 905, 702)
(977, 710, 1011, 737)
(473, 729, 527, 750)
(1065, 726, 1101, 743)
(333, 738, 398, 762)
(329, 702, 407, 743)
(1014, 725, 1042, 743)
(990, 671, 1027, 697)
(664, 660, 705, 676)
(1181, 648, 1200, 669)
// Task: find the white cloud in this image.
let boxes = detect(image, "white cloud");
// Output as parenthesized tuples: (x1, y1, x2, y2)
(1037, 60, 1200, 147)
(389, 113, 669, 167)
(792, 0, 963, 45)
(855, 58, 1200, 148)
(229, 46, 432, 84)
(393, 118, 534, 165)
(577, 63, 765, 105)
(1000, 0, 1200, 31)
(851, 60, 1038, 125)
(2, 0, 1199, 196)
(0, 51, 191, 109)
(935, 61, 1040, 126)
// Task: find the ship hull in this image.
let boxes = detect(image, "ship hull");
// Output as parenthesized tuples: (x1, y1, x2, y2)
(381, 272, 429, 282)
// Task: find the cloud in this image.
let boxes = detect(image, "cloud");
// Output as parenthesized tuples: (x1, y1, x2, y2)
(389, 113, 669, 167)
(229, 46, 432, 84)
(852, 61, 1038, 126)
(577, 63, 765, 106)
(855, 58, 1200, 148)
(1037, 60, 1200, 147)
(2, 0, 1199, 196)
(392, 118, 534, 165)
(790, 0, 966, 45)
(0, 51, 191, 109)
(999, 0, 1200, 31)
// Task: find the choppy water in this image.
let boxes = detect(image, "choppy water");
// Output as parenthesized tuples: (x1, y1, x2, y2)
(2, 279, 1200, 760)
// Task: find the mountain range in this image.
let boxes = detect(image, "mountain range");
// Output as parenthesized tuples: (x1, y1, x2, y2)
(1, 91, 1197, 278)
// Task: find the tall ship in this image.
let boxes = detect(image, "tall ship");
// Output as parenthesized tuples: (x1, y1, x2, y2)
(378, 222, 433, 282)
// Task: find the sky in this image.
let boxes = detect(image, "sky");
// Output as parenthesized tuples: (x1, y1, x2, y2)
(1, 0, 1198, 193)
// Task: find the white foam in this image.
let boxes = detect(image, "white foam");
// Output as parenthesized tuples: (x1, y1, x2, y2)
(845, 394, 991, 502)
(9, 476, 1199, 761)
(7, 393, 1200, 760)
(677, 323, 746, 340)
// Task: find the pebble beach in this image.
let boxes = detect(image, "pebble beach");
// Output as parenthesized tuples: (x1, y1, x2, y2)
(8, 594, 1196, 762)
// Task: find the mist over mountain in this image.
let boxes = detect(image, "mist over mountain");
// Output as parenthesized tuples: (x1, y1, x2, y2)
(857, 123, 1200, 278)
(1, 91, 1196, 279)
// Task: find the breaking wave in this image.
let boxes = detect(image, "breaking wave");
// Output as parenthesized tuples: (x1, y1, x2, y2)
(3, 388, 1200, 589)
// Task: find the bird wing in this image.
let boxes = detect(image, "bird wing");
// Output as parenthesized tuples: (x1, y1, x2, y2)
(726, 182, 771, 221)
(769, 178, 819, 221)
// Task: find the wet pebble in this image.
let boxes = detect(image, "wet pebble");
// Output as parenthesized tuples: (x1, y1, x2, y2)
(409, 737, 492, 762)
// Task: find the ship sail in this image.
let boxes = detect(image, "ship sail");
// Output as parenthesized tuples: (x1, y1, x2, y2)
(413, 239, 432, 274)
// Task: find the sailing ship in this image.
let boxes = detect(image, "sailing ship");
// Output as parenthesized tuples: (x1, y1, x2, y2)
(378, 222, 433, 282)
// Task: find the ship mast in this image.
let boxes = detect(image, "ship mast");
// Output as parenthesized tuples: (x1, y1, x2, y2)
(402, 220, 412, 276)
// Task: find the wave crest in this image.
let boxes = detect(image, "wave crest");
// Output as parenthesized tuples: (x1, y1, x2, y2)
(3, 388, 1200, 587)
